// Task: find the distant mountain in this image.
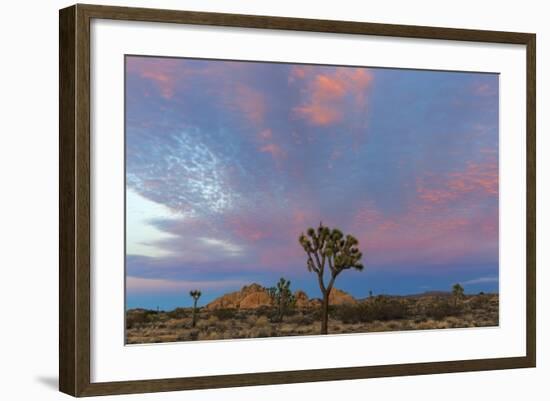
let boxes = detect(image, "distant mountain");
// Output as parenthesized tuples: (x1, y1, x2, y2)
(356, 290, 452, 302)
(404, 290, 452, 298)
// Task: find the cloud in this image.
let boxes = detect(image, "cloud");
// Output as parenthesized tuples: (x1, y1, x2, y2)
(126, 189, 179, 258)
(461, 276, 498, 285)
(473, 82, 497, 97)
(231, 84, 266, 126)
(127, 127, 238, 216)
(416, 159, 498, 206)
(348, 156, 498, 267)
(125, 57, 499, 287)
(258, 129, 272, 140)
(127, 276, 247, 293)
(127, 57, 182, 99)
(292, 67, 373, 126)
(199, 237, 243, 256)
(259, 143, 286, 162)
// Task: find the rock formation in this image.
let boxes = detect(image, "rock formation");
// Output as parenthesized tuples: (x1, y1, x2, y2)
(206, 284, 357, 309)
(206, 283, 272, 310)
(328, 288, 358, 305)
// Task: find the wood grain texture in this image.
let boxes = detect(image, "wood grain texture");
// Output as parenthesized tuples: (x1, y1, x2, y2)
(525, 34, 536, 367)
(59, 3, 537, 397)
(59, 5, 76, 396)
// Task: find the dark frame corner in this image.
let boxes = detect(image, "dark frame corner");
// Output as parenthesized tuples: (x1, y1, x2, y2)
(59, 3, 536, 397)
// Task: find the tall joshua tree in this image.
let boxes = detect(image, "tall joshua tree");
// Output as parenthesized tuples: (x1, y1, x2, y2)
(268, 277, 296, 322)
(299, 223, 364, 334)
(452, 283, 465, 308)
(189, 290, 202, 328)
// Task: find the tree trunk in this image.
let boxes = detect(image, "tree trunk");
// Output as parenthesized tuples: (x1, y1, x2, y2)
(192, 300, 197, 327)
(321, 292, 329, 334)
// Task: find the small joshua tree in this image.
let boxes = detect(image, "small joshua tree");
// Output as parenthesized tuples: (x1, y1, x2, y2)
(268, 277, 296, 322)
(189, 290, 202, 328)
(299, 222, 364, 334)
(452, 283, 465, 308)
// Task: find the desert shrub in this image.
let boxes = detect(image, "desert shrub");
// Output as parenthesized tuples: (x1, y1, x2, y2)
(468, 294, 490, 310)
(167, 307, 187, 319)
(424, 299, 460, 320)
(254, 329, 270, 338)
(254, 306, 273, 317)
(287, 312, 315, 326)
(370, 297, 409, 320)
(213, 308, 237, 320)
(255, 315, 270, 327)
(310, 306, 330, 321)
(126, 309, 158, 329)
(332, 304, 362, 324)
(205, 314, 219, 324)
(233, 311, 248, 321)
(332, 297, 409, 323)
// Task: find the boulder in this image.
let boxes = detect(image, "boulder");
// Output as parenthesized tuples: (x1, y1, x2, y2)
(329, 288, 358, 305)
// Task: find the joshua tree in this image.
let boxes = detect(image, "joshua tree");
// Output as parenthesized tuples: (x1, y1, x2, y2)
(452, 283, 465, 307)
(299, 222, 364, 334)
(268, 277, 296, 322)
(189, 290, 202, 327)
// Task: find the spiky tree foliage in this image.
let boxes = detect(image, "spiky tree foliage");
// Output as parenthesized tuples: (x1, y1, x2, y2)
(268, 277, 296, 322)
(452, 283, 465, 307)
(299, 222, 364, 334)
(189, 290, 202, 328)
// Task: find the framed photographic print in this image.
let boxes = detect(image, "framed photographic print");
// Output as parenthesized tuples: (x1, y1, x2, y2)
(59, 4, 536, 397)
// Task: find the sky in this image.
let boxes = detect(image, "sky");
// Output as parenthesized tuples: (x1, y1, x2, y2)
(125, 55, 499, 310)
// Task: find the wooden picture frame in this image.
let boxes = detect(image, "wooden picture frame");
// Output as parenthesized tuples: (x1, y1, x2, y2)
(59, 3, 536, 397)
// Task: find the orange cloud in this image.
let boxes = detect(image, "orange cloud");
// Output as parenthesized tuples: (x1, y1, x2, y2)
(260, 143, 286, 162)
(292, 67, 373, 126)
(294, 104, 342, 126)
(288, 65, 313, 82)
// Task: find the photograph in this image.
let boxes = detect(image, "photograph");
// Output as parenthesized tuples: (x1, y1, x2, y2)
(124, 56, 499, 344)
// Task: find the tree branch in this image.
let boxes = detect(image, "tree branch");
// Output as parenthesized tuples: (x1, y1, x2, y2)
(312, 250, 324, 274)
(317, 271, 327, 294)
(327, 272, 338, 294)
(327, 255, 335, 275)
(305, 250, 319, 273)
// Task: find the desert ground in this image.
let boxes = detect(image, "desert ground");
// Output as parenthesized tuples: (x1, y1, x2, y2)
(126, 284, 498, 344)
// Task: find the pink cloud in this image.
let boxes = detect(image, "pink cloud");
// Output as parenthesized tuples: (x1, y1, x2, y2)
(127, 58, 182, 99)
(354, 205, 496, 266)
(288, 65, 313, 83)
(127, 276, 246, 293)
(226, 216, 269, 242)
(349, 159, 498, 266)
(417, 160, 498, 205)
(258, 129, 272, 140)
(233, 84, 266, 126)
(292, 67, 373, 126)
(260, 143, 286, 162)
(473, 82, 497, 97)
